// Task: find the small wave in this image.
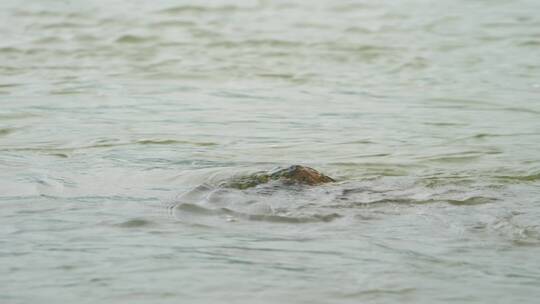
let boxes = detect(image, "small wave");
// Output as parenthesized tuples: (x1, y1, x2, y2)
(344, 26, 373, 34)
(331, 3, 376, 12)
(206, 39, 303, 49)
(136, 139, 217, 146)
(423, 121, 467, 127)
(14, 10, 87, 18)
(42, 22, 87, 29)
(173, 203, 341, 224)
(115, 35, 157, 44)
(0, 128, 15, 137)
(33, 36, 64, 44)
(417, 150, 501, 164)
(0, 139, 218, 154)
(149, 20, 196, 28)
(501, 107, 540, 115)
(0, 47, 22, 54)
(447, 196, 496, 206)
(473, 213, 540, 245)
(0, 112, 40, 120)
(158, 5, 250, 15)
(496, 173, 540, 182)
(14, 10, 62, 17)
(519, 40, 540, 47)
(340, 287, 417, 299)
(327, 198, 438, 208)
(116, 218, 154, 228)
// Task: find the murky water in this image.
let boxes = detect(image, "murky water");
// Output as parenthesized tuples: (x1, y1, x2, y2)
(1, 0, 540, 303)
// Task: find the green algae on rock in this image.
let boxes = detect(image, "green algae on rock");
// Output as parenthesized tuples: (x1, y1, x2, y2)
(222, 165, 335, 190)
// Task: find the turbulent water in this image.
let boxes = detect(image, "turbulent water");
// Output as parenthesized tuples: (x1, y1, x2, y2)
(1, 0, 540, 303)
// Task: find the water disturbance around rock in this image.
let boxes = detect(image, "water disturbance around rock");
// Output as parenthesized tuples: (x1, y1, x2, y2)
(1, 0, 540, 303)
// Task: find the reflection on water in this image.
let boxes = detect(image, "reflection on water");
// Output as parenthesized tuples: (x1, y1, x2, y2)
(1, 0, 540, 303)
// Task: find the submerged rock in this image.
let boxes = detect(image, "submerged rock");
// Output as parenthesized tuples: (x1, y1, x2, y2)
(222, 165, 335, 190)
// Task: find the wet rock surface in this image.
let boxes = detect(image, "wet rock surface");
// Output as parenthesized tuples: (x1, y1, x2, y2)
(221, 165, 335, 189)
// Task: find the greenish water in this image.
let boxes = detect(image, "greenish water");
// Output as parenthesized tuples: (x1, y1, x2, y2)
(1, 0, 540, 303)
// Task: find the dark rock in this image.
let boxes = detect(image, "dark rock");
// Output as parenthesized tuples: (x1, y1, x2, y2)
(222, 165, 335, 189)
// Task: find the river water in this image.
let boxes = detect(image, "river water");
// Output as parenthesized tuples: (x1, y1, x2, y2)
(1, 0, 540, 303)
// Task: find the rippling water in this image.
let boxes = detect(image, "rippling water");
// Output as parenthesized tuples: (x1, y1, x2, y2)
(2, 0, 540, 303)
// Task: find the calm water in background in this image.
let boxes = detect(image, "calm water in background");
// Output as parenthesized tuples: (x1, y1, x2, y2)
(1, 0, 540, 303)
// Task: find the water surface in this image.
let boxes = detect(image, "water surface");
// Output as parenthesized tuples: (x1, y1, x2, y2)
(1, 0, 540, 303)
